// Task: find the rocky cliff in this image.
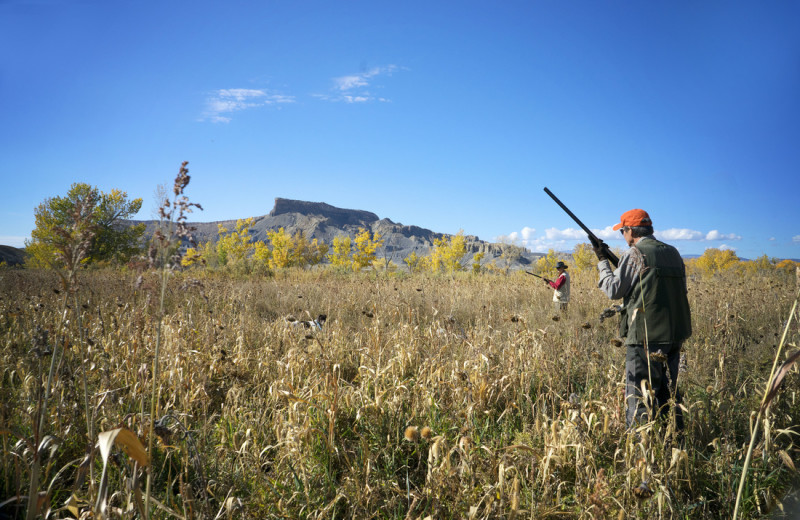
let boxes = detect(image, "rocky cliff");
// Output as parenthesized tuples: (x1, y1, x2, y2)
(127, 198, 541, 268)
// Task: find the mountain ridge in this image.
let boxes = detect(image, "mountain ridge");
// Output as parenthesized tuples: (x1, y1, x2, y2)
(128, 197, 540, 267)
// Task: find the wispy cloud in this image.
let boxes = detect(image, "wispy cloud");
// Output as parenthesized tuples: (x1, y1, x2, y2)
(202, 88, 295, 123)
(319, 65, 400, 103)
(793, 235, 800, 243)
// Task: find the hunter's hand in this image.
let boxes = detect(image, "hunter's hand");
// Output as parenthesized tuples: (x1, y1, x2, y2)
(592, 240, 609, 261)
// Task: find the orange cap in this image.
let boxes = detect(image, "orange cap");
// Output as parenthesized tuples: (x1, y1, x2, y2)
(612, 209, 652, 231)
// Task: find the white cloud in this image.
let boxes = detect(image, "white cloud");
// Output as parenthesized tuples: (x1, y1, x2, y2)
(335, 75, 369, 91)
(544, 227, 585, 240)
(718, 244, 736, 251)
(325, 65, 400, 103)
(657, 228, 741, 241)
(520, 226, 536, 241)
(342, 95, 370, 104)
(794, 235, 800, 243)
(594, 226, 618, 241)
(658, 228, 705, 241)
(202, 88, 295, 123)
(498, 226, 537, 246)
(705, 230, 742, 241)
(497, 224, 748, 254)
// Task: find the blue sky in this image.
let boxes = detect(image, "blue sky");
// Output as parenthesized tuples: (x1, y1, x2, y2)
(2, 1, 798, 260)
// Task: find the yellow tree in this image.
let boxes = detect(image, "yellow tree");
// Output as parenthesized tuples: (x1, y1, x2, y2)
(216, 218, 255, 266)
(290, 231, 310, 268)
(181, 247, 204, 267)
(776, 259, 797, 272)
(328, 235, 352, 268)
(253, 241, 272, 268)
(536, 249, 560, 273)
(572, 243, 595, 271)
(305, 239, 329, 266)
(695, 248, 739, 276)
(267, 227, 294, 269)
(404, 251, 426, 273)
(428, 236, 447, 271)
(472, 251, 485, 274)
(442, 231, 467, 272)
(427, 232, 466, 272)
(352, 227, 384, 271)
(752, 254, 774, 272)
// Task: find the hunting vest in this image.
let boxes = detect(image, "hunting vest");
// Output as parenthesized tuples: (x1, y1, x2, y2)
(619, 238, 692, 345)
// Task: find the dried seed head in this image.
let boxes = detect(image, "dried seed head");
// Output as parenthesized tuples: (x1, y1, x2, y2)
(633, 481, 653, 499)
(420, 426, 432, 440)
(404, 426, 419, 442)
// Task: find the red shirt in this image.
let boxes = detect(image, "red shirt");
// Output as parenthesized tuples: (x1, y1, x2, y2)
(548, 272, 567, 289)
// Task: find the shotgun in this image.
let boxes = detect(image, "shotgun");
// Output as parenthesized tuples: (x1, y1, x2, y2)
(525, 271, 552, 283)
(543, 187, 620, 268)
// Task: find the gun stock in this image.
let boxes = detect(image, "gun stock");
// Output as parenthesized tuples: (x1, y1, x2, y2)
(543, 187, 619, 268)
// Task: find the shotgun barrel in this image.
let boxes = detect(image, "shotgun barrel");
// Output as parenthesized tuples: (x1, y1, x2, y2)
(543, 187, 620, 268)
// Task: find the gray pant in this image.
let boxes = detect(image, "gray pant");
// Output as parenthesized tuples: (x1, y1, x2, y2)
(625, 342, 683, 431)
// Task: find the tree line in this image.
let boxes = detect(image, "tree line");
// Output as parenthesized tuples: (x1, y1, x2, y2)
(14, 179, 799, 279)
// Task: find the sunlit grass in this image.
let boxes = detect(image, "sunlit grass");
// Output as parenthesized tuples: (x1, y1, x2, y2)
(0, 267, 798, 518)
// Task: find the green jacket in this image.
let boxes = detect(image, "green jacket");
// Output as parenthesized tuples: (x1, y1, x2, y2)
(619, 238, 692, 345)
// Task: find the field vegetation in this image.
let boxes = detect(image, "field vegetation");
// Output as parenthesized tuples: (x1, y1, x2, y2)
(3, 165, 799, 518)
(1, 263, 798, 519)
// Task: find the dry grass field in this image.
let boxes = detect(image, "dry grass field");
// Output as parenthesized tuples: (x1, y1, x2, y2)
(1, 267, 798, 519)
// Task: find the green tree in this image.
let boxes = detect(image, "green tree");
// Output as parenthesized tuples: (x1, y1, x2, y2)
(27, 183, 144, 271)
(90, 189, 145, 263)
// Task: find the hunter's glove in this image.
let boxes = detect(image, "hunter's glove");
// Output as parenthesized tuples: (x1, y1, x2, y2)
(589, 236, 609, 261)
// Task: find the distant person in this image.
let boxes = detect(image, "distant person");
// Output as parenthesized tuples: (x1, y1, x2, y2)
(545, 261, 570, 313)
(591, 209, 692, 431)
